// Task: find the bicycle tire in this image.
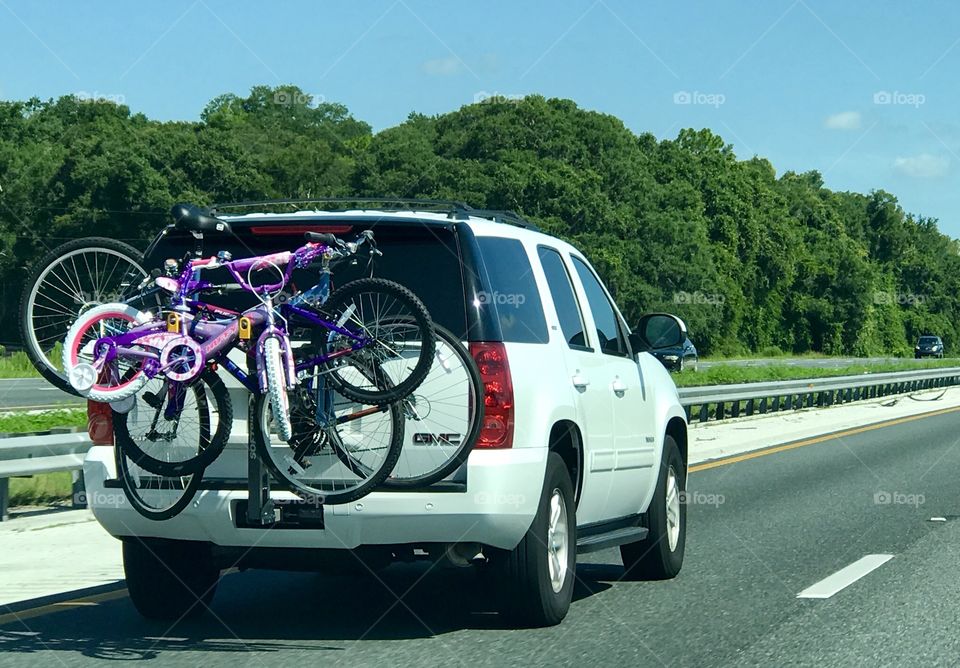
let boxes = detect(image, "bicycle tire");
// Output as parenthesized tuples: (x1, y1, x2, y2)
(113, 370, 233, 477)
(115, 443, 203, 522)
(317, 277, 436, 405)
(19, 237, 148, 394)
(263, 336, 293, 442)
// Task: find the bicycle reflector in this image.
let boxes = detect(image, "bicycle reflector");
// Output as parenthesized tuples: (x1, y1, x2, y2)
(238, 316, 252, 340)
(469, 342, 514, 449)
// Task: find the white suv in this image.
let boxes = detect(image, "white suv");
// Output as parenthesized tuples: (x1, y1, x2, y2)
(84, 203, 690, 627)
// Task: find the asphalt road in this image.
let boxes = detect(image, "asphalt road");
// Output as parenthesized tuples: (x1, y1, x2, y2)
(4, 410, 960, 666)
(0, 378, 83, 411)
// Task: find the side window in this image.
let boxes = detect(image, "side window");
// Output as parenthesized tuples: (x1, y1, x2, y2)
(475, 237, 548, 344)
(571, 256, 627, 356)
(537, 246, 589, 350)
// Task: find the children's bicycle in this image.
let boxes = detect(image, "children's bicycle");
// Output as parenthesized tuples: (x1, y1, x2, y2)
(62, 205, 436, 505)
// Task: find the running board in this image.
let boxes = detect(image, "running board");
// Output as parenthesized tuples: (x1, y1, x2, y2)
(576, 526, 648, 554)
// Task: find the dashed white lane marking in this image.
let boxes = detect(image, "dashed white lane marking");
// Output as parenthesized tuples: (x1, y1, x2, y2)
(796, 554, 894, 599)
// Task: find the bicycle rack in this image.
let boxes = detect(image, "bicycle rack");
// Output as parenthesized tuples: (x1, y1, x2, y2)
(245, 392, 276, 526)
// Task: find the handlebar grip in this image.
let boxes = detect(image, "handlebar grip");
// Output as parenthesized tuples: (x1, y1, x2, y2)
(304, 231, 339, 246)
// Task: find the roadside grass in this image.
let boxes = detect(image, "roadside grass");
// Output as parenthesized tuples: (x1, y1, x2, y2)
(3, 407, 86, 508)
(674, 357, 960, 387)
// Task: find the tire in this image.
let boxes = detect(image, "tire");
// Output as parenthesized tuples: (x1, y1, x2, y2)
(124, 538, 219, 620)
(252, 380, 404, 506)
(318, 278, 435, 405)
(383, 325, 484, 488)
(115, 444, 203, 521)
(61, 303, 153, 402)
(19, 237, 147, 394)
(490, 453, 576, 627)
(113, 370, 233, 477)
(621, 434, 686, 580)
(263, 336, 293, 442)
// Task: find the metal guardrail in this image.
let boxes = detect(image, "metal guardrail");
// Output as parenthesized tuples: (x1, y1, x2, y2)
(0, 432, 91, 520)
(678, 367, 960, 423)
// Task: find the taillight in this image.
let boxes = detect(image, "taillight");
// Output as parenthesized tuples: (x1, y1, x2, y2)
(470, 342, 514, 449)
(87, 399, 114, 446)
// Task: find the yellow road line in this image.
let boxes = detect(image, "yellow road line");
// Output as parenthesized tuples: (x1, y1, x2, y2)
(689, 405, 960, 473)
(0, 589, 128, 626)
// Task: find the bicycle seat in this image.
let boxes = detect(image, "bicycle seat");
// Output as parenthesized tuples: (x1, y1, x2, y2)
(170, 203, 232, 234)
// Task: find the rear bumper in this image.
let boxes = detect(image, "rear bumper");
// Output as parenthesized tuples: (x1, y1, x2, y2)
(84, 445, 547, 551)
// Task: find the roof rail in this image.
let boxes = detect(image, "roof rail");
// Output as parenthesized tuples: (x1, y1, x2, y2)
(209, 197, 540, 231)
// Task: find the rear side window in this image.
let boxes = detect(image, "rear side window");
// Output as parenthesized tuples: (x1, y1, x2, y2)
(571, 256, 627, 356)
(537, 246, 589, 350)
(476, 237, 548, 344)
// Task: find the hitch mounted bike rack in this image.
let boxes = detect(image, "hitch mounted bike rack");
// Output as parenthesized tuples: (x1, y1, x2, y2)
(245, 392, 276, 526)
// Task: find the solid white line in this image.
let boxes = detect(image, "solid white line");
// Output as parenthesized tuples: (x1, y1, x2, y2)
(796, 554, 894, 599)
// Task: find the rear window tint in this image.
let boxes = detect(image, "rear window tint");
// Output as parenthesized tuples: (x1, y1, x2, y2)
(476, 237, 548, 344)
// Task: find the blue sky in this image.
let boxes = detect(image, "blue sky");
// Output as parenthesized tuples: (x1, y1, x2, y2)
(3, 0, 960, 235)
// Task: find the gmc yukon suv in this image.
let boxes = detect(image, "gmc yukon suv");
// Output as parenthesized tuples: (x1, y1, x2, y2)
(84, 202, 690, 627)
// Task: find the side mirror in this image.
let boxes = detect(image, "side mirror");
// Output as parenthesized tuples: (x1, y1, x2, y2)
(629, 313, 687, 353)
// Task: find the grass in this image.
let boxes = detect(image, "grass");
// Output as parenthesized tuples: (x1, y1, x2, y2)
(9, 471, 73, 507)
(674, 357, 960, 387)
(2, 407, 86, 509)
(0, 350, 42, 378)
(0, 408, 86, 434)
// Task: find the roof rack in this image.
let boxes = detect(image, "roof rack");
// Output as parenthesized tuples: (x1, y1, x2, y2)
(209, 197, 540, 231)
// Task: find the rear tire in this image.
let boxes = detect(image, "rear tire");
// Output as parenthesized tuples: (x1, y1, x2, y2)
(124, 538, 219, 620)
(490, 453, 576, 627)
(19, 237, 147, 394)
(621, 434, 686, 580)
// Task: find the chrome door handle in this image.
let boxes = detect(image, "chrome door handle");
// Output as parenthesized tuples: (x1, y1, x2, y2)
(572, 374, 590, 390)
(612, 377, 627, 394)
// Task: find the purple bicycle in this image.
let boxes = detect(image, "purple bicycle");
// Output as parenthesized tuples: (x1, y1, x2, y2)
(61, 204, 435, 509)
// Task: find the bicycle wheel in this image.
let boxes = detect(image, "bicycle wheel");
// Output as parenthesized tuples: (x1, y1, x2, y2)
(19, 237, 149, 394)
(113, 370, 233, 477)
(61, 303, 154, 402)
(383, 325, 483, 488)
(115, 444, 203, 522)
(317, 278, 435, 405)
(253, 361, 403, 505)
(263, 336, 293, 442)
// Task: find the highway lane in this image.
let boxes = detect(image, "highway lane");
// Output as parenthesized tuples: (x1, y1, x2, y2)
(4, 410, 960, 666)
(698, 355, 956, 370)
(0, 378, 83, 411)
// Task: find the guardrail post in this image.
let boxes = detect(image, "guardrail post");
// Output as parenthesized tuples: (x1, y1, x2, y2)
(715, 401, 725, 421)
(699, 404, 708, 423)
(72, 470, 86, 509)
(0, 478, 8, 521)
(759, 397, 767, 414)
(745, 398, 754, 416)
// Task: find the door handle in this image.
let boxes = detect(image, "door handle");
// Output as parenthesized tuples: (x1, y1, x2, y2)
(572, 373, 590, 390)
(612, 377, 627, 395)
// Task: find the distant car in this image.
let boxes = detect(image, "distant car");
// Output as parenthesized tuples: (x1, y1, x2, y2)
(652, 336, 698, 372)
(915, 335, 944, 359)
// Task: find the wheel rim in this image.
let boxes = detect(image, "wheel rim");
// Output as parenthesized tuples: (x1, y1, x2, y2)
(27, 248, 147, 376)
(665, 466, 681, 551)
(547, 488, 569, 593)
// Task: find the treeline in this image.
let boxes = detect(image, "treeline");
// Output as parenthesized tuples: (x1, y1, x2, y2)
(1, 85, 957, 355)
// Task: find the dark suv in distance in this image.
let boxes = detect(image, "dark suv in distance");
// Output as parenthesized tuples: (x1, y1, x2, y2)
(915, 335, 944, 359)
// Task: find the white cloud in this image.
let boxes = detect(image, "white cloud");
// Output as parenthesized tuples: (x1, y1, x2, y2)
(893, 153, 950, 179)
(824, 111, 862, 130)
(421, 56, 462, 76)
